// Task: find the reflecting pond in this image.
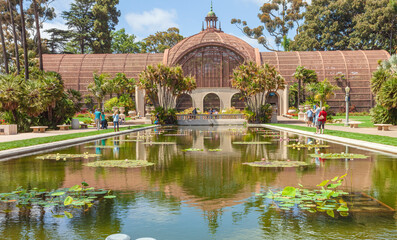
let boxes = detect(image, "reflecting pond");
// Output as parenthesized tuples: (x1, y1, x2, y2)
(0, 126, 396, 240)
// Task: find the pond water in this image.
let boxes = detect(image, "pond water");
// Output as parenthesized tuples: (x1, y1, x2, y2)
(0, 126, 396, 240)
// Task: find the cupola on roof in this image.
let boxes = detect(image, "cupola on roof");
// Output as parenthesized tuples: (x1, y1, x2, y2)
(166, 3, 256, 65)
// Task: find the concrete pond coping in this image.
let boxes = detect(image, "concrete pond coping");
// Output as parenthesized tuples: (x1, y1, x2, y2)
(0, 125, 157, 161)
(253, 124, 397, 156)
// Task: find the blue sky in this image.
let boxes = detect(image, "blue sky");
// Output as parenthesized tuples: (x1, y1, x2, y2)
(44, 0, 273, 51)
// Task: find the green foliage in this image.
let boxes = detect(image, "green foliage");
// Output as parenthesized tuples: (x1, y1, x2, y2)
(310, 153, 369, 159)
(243, 160, 310, 168)
(231, 0, 306, 51)
(231, 62, 285, 123)
(264, 174, 350, 217)
(104, 94, 135, 113)
(138, 64, 196, 111)
(62, 0, 96, 54)
(152, 106, 177, 125)
(293, 66, 318, 106)
(305, 79, 340, 108)
(104, 97, 119, 112)
(370, 55, 397, 124)
(0, 183, 115, 219)
(92, 0, 121, 53)
(111, 28, 140, 53)
(141, 27, 184, 53)
(0, 70, 80, 131)
(87, 72, 111, 110)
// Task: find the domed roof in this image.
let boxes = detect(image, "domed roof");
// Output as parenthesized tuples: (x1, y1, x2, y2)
(207, 10, 216, 17)
(167, 30, 256, 65)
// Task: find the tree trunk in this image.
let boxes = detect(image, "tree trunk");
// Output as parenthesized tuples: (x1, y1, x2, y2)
(33, 0, 43, 71)
(8, 0, 20, 74)
(19, 0, 29, 80)
(297, 79, 301, 107)
(0, 15, 9, 74)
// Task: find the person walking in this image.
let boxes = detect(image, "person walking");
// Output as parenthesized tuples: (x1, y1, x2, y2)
(306, 108, 314, 127)
(94, 109, 101, 130)
(113, 110, 120, 132)
(317, 107, 327, 134)
(313, 104, 321, 127)
(101, 111, 107, 129)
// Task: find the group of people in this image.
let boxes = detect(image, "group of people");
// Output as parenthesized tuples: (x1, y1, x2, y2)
(94, 109, 120, 132)
(305, 104, 327, 134)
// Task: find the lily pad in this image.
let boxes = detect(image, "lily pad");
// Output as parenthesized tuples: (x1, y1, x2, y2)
(142, 142, 176, 145)
(287, 144, 330, 149)
(243, 161, 310, 168)
(182, 148, 204, 152)
(310, 153, 369, 159)
(208, 149, 222, 152)
(36, 153, 101, 160)
(84, 160, 154, 168)
(233, 142, 271, 145)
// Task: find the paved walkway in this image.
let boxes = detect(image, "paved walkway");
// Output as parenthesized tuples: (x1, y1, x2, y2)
(276, 116, 397, 138)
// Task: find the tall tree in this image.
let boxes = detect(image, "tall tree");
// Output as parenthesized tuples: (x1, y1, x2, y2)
(138, 64, 196, 111)
(19, 0, 29, 79)
(111, 28, 140, 53)
(290, 0, 366, 51)
(0, 11, 9, 74)
(32, 0, 42, 70)
(87, 72, 111, 111)
(141, 27, 184, 53)
(44, 28, 72, 53)
(293, 66, 317, 106)
(231, 0, 307, 51)
(91, 0, 120, 53)
(62, 0, 95, 54)
(8, 0, 20, 74)
(231, 62, 285, 122)
(350, 0, 397, 53)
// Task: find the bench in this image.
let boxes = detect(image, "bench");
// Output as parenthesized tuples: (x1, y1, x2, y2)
(30, 126, 48, 133)
(374, 124, 393, 131)
(57, 125, 71, 130)
(347, 121, 362, 128)
(80, 124, 88, 129)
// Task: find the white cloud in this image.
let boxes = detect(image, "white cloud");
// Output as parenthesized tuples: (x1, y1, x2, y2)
(41, 20, 69, 39)
(241, 0, 266, 6)
(125, 8, 179, 34)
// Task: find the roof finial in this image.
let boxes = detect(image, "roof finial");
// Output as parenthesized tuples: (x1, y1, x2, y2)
(211, 0, 213, 11)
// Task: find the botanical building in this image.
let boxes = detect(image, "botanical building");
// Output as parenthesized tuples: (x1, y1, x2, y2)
(43, 8, 390, 115)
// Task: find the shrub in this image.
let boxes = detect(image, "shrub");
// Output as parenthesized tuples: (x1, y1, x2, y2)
(370, 105, 397, 125)
(152, 107, 177, 125)
(222, 107, 242, 114)
(244, 104, 273, 123)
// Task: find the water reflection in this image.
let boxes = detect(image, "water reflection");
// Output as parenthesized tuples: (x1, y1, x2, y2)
(0, 126, 395, 239)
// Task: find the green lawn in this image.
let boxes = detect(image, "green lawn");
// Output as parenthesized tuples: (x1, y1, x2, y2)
(330, 115, 373, 127)
(0, 124, 153, 151)
(269, 123, 397, 146)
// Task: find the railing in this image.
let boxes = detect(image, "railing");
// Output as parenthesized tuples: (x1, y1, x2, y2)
(177, 114, 245, 120)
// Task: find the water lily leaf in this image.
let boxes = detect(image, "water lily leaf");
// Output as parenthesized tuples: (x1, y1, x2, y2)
(317, 180, 329, 187)
(282, 187, 296, 198)
(337, 205, 349, 212)
(51, 192, 65, 196)
(64, 211, 73, 219)
(331, 176, 338, 181)
(52, 214, 65, 218)
(69, 185, 80, 191)
(81, 181, 89, 187)
(103, 195, 116, 199)
(339, 211, 349, 217)
(326, 210, 335, 218)
(64, 196, 73, 206)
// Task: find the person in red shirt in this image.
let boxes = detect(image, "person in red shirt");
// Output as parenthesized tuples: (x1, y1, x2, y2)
(316, 107, 327, 134)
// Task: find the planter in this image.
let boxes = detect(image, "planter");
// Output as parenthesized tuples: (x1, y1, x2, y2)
(298, 105, 304, 112)
(288, 109, 297, 114)
(128, 110, 136, 117)
(0, 124, 18, 135)
(119, 107, 125, 114)
(112, 107, 119, 112)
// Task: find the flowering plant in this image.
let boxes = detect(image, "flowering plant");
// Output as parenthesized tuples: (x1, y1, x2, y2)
(0, 119, 9, 125)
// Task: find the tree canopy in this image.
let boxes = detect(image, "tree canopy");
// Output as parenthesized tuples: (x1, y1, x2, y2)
(141, 27, 184, 53)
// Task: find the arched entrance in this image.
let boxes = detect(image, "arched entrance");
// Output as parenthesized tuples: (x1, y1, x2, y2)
(203, 93, 220, 112)
(176, 94, 193, 112)
(266, 92, 280, 115)
(231, 93, 245, 110)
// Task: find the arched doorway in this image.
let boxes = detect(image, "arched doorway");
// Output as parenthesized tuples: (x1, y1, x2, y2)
(203, 93, 220, 112)
(266, 92, 280, 115)
(176, 94, 193, 112)
(231, 93, 245, 110)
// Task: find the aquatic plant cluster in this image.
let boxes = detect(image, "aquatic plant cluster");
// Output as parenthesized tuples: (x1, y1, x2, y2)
(310, 153, 369, 159)
(262, 174, 350, 218)
(0, 182, 115, 219)
(243, 161, 310, 168)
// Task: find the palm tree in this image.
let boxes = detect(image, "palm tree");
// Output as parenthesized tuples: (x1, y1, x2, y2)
(306, 79, 340, 108)
(293, 66, 318, 106)
(0, 11, 9, 74)
(0, 74, 23, 123)
(87, 73, 111, 111)
(19, 0, 29, 79)
(7, 0, 20, 74)
(32, 0, 43, 70)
